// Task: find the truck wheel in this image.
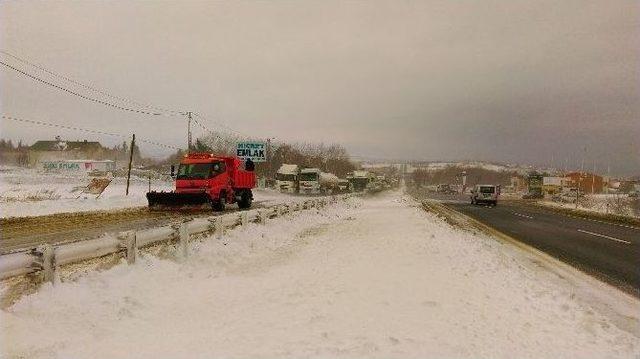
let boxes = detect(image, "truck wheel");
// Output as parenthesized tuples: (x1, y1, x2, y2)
(238, 190, 252, 209)
(212, 193, 226, 212)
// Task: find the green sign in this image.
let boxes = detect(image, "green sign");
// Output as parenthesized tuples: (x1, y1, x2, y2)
(236, 142, 266, 162)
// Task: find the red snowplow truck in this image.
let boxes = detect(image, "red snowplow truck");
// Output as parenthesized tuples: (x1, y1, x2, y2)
(147, 153, 256, 211)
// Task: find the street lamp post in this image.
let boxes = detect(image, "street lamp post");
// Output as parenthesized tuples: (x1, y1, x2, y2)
(266, 137, 276, 181)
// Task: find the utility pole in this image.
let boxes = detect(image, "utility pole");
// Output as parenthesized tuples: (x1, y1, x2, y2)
(126, 134, 135, 196)
(187, 111, 193, 154)
(266, 138, 272, 178)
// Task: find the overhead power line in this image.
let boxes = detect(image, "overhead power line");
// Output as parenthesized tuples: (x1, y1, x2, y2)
(0, 49, 185, 116)
(2, 114, 180, 150)
(0, 50, 257, 142)
(0, 60, 178, 117)
(191, 112, 251, 138)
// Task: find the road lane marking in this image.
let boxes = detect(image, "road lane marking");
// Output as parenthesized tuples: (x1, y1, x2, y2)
(512, 212, 533, 219)
(568, 215, 639, 230)
(576, 229, 631, 245)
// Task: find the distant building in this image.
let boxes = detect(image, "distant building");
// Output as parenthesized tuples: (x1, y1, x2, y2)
(564, 172, 604, 194)
(509, 175, 527, 192)
(28, 138, 108, 167)
(542, 176, 572, 195)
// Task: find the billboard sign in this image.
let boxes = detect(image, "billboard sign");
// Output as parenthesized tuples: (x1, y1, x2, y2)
(236, 141, 266, 162)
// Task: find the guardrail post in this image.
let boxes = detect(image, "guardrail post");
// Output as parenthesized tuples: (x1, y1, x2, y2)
(207, 218, 217, 232)
(258, 209, 266, 223)
(179, 221, 189, 258)
(215, 220, 225, 240)
(32, 244, 55, 284)
(120, 231, 137, 265)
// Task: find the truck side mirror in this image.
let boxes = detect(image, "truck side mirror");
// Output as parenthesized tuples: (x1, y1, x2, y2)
(170, 165, 175, 177)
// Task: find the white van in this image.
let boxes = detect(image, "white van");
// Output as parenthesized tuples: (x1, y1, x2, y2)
(470, 184, 500, 206)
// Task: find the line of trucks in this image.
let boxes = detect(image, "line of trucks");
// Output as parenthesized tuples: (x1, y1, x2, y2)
(145, 153, 394, 213)
(276, 164, 389, 195)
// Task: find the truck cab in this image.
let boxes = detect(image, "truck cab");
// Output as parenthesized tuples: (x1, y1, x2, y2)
(275, 164, 300, 194)
(299, 168, 322, 195)
(470, 184, 500, 206)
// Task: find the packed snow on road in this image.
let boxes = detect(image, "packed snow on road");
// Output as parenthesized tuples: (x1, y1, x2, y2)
(1, 191, 638, 358)
(0, 166, 299, 218)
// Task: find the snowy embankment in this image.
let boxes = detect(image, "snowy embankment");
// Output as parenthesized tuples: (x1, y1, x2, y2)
(0, 166, 297, 218)
(539, 194, 640, 219)
(2, 191, 638, 358)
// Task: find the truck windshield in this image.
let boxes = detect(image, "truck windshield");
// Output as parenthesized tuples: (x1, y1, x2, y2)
(176, 162, 224, 180)
(277, 173, 296, 181)
(479, 186, 495, 194)
(299, 173, 318, 181)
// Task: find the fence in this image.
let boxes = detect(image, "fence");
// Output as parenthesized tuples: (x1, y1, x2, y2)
(0, 196, 344, 283)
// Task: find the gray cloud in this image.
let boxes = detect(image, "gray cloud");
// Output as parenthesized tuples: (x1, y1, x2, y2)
(1, 1, 638, 175)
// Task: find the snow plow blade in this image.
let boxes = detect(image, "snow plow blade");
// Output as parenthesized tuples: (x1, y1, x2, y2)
(146, 191, 210, 210)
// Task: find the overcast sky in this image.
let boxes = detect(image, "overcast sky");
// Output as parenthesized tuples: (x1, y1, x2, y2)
(1, 1, 638, 175)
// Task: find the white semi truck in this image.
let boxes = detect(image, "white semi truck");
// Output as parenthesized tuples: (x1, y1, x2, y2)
(275, 164, 300, 193)
(299, 168, 339, 195)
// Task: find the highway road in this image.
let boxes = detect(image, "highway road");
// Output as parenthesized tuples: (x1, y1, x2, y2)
(412, 189, 640, 295)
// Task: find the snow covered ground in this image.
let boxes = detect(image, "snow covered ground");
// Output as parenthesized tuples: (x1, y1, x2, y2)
(1, 191, 638, 358)
(540, 194, 640, 218)
(0, 166, 299, 218)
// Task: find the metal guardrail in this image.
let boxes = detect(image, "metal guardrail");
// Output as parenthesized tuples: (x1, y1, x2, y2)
(0, 196, 347, 283)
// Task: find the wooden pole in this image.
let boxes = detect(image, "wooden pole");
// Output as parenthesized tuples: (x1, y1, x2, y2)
(187, 112, 192, 154)
(126, 134, 135, 196)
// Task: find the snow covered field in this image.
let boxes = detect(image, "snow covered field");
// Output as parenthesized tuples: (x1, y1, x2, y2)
(403, 161, 534, 174)
(0, 166, 299, 218)
(1, 191, 638, 358)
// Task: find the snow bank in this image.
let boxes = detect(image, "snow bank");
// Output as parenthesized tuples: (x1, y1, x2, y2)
(0, 166, 173, 218)
(414, 161, 532, 174)
(540, 194, 639, 218)
(1, 192, 638, 358)
(0, 167, 299, 218)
